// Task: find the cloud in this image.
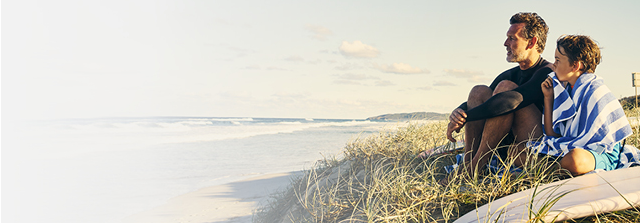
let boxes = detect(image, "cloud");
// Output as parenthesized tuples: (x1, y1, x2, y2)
(307, 59, 323, 65)
(245, 65, 288, 71)
(285, 55, 304, 62)
(335, 62, 363, 70)
(219, 91, 253, 100)
(319, 50, 339, 55)
(339, 41, 379, 58)
(433, 81, 456, 86)
(214, 18, 251, 28)
(227, 46, 256, 57)
(373, 63, 430, 74)
(375, 80, 395, 86)
(417, 86, 433, 91)
(333, 80, 362, 85)
(333, 73, 385, 86)
(272, 92, 311, 102)
(444, 69, 491, 83)
(266, 66, 288, 71)
(305, 24, 333, 40)
(334, 73, 380, 81)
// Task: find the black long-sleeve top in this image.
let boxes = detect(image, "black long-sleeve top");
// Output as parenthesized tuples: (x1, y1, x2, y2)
(457, 57, 554, 122)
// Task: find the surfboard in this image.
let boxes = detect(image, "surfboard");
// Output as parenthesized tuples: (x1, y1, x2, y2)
(418, 141, 464, 158)
(454, 167, 640, 223)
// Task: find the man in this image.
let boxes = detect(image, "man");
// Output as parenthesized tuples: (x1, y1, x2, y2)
(442, 12, 554, 180)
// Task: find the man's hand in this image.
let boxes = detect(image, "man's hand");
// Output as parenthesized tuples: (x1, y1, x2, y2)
(449, 108, 467, 125)
(446, 122, 463, 142)
(446, 108, 467, 142)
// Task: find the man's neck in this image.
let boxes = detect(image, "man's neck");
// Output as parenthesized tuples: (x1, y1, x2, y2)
(518, 54, 541, 70)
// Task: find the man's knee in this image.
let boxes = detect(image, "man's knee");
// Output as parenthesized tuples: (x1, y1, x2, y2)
(493, 80, 518, 95)
(468, 85, 492, 107)
(560, 149, 595, 175)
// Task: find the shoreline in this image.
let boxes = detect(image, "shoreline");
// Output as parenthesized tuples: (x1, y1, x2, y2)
(122, 171, 303, 223)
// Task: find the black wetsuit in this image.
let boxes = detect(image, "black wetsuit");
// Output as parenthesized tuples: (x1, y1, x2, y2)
(457, 57, 554, 122)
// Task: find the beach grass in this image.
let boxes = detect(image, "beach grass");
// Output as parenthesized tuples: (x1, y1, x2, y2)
(255, 113, 640, 222)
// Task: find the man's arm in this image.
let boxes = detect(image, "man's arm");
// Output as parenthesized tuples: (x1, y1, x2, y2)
(445, 70, 514, 143)
(464, 66, 553, 121)
(451, 69, 514, 122)
(457, 102, 468, 111)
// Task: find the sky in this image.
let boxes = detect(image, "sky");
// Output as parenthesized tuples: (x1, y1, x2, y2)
(3, 0, 640, 120)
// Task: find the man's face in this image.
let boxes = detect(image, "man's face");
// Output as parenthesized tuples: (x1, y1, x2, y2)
(504, 23, 530, 63)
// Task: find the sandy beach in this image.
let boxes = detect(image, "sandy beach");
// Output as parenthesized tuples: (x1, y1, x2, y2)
(122, 171, 301, 223)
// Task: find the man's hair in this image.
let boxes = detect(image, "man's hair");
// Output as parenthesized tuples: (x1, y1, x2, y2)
(556, 35, 602, 74)
(510, 12, 548, 53)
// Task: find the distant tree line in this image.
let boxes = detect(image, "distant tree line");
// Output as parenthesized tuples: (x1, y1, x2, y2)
(620, 95, 638, 110)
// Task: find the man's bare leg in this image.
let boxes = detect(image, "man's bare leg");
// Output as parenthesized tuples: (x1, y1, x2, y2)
(462, 85, 492, 163)
(465, 81, 519, 176)
(509, 103, 543, 167)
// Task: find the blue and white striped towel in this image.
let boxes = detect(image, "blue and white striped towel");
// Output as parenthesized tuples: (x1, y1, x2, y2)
(528, 72, 640, 168)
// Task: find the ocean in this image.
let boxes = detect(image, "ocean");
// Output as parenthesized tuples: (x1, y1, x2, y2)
(7, 117, 395, 223)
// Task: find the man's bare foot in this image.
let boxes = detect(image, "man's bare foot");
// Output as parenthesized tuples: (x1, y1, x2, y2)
(418, 149, 433, 159)
(438, 175, 451, 186)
